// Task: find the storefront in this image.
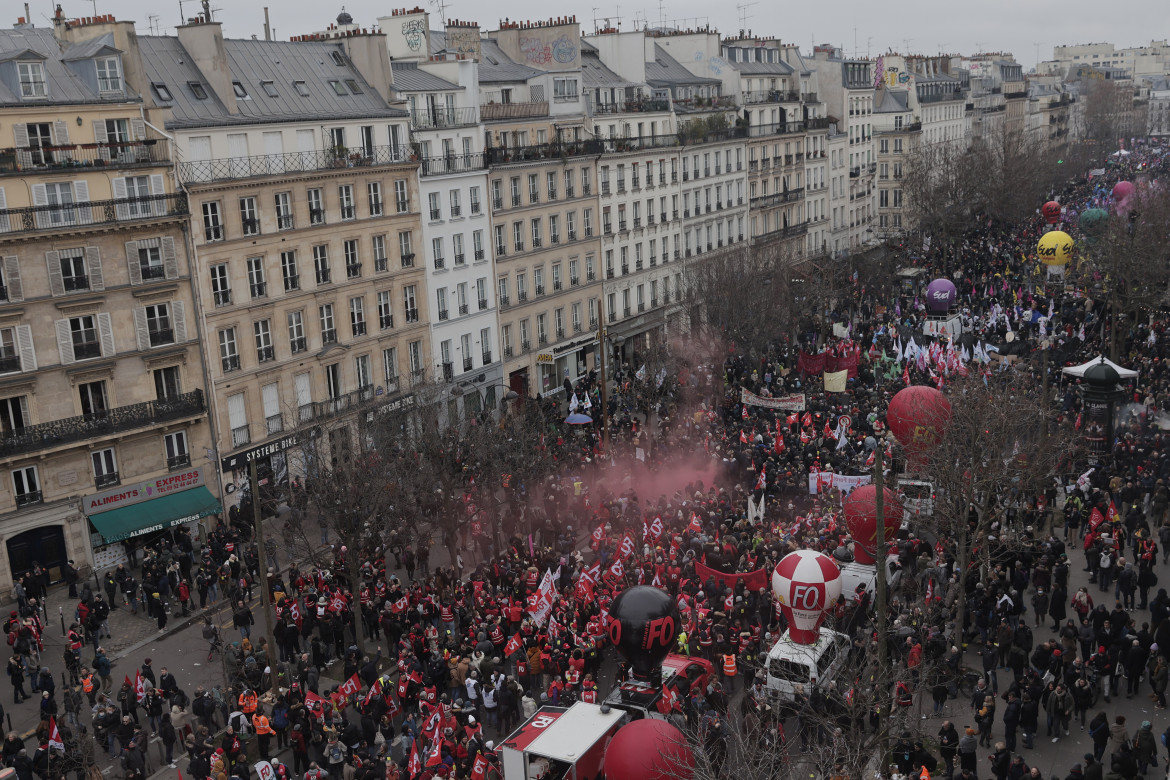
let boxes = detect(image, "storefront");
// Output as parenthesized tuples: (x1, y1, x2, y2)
(83, 467, 222, 572)
(535, 334, 598, 396)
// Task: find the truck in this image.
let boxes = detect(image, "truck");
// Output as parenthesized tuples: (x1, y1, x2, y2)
(498, 702, 626, 780)
(763, 626, 852, 703)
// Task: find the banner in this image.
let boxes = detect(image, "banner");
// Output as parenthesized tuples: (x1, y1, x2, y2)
(739, 388, 806, 411)
(798, 351, 859, 379)
(797, 351, 826, 376)
(823, 370, 848, 393)
(807, 472, 872, 495)
(693, 561, 769, 592)
(527, 568, 557, 625)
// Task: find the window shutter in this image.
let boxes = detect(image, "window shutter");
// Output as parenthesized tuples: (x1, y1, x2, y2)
(125, 241, 142, 285)
(173, 300, 187, 343)
(161, 236, 178, 279)
(31, 184, 47, 206)
(92, 120, 108, 144)
(73, 181, 92, 224)
(112, 177, 129, 220)
(13, 124, 28, 147)
(55, 320, 75, 365)
(52, 120, 70, 146)
(149, 174, 165, 195)
(0, 187, 7, 233)
(133, 306, 149, 351)
(97, 312, 115, 357)
(86, 246, 104, 291)
(3, 257, 22, 302)
(130, 118, 146, 140)
(15, 326, 36, 372)
(45, 250, 63, 296)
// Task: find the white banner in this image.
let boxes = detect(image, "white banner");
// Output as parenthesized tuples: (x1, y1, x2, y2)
(255, 762, 275, 780)
(739, 388, 806, 411)
(527, 567, 559, 626)
(807, 472, 872, 495)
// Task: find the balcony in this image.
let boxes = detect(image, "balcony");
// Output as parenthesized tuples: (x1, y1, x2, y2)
(148, 327, 175, 347)
(0, 138, 169, 178)
(463, 358, 473, 372)
(438, 309, 449, 321)
(179, 143, 413, 183)
(299, 385, 376, 424)
(409, 107, 478, 130)
(419, 153, 486, 177)
(485, 139, 603, 165)
(751, 188, 804, 208)
(0, 390, 205, 459)
(478, 298, 488, 310)
(754, 222, 809, 243)
(380, 314, 394, 329)
(250, 282, 267, 299)
(743, 89, 801, 104)
(458, 303, 469, 315)
(291, 337, 307, 353)
(590, 97, 672, 115)
(917, 90, 964, 105)
(322, 329, 337, 344)
(0, 192, 187, 237)
(747, 117, 830, 138)
(267, 414, 283, 435)
(479, 101, 549, 120)
(352, 322, 367, 337)
(401, 253, 415, 267)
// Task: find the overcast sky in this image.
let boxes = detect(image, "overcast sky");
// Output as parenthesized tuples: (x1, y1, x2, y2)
(28, 0, 1164, 71)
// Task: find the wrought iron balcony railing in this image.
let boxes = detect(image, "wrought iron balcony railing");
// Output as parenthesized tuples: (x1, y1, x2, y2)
(178, 144, 414, 184)
(0, 390, 205, 459)
(0, 193, 188, 236)
(0, 139, 169, 178)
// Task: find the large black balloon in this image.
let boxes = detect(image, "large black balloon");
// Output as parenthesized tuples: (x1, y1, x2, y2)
(606, 586, 681, 680)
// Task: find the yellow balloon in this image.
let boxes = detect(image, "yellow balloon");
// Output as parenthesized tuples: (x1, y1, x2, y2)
(1037, 230, 1073, 266)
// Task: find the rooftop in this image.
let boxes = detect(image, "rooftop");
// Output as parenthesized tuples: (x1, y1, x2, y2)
(0, 27, 142, 106)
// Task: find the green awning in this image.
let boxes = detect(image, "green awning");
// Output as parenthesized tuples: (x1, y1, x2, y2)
(88, 486, 222, 545)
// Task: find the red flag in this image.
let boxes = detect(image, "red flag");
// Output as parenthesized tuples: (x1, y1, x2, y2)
(337, 673, 362, 700)
(425, 735, 444, 767)
(741, 405, 748, 419)
(1106, 502, 1120, 524)
(1089, 507, 1105, 531)
(739, 429, 748, 444)
(754, 465, 766, 492)
(363, 677, 383, 707)
(421, 702, 443, 740)
(1075, 412, 1083, 431)
(865, 449, 875, 467)
(802, 411, 812, 427)
(47, 717, 64, 752)
(471, 753, 490, 780)
(607, 558, 624, 580)
(823, 421, 834, 440)
(390, 595, 409, 614)
(407, 740, 421, 778)
(591, 524, 605, 546)
(651, 571, 664, 588)
(503, 633, 524, 658)
(902, 362, 911, 385)
(134, 671, 146, 703)
(773, 434, 784, 455)
(800, 429, 810, 444)
(786, 413, 798, 427)
(383, 689, 401, 719)
(329, 593, 347, 613)
(287, 599, 302, 628)
(645, 516, 664, 544)
(688, 513, 703, 534)
(617, 532, 636, 561)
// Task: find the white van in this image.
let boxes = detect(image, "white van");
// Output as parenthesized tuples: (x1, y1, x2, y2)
(764, 627, 851, 702)
(897, 478, 935, 518)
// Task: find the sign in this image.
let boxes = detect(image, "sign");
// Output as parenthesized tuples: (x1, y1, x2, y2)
(553, 335, 598, 355)
(221, 430, 317, 473)
(82, 467, 207, 516)
(536, 353, 555, 364)
(500, 708, 567, 753)
(739, 388, 806, 411)
(255, 761, 275, 780)
(807, 472, 872, 495)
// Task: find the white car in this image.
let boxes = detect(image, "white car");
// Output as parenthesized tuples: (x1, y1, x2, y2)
(764, 627, 851, 703)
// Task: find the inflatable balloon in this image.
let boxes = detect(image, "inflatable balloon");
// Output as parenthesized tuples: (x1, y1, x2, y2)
(924, 278, 957, 313)
(1113, 181, 1134, 202)
(844, 485, 904, 565)
(1036, 230, 1073, 266)
(886, 385, 952, 469)
(1041, 201, 1062, 225)
(605, 718, 694, 780)
(772, 550, 842, 644)
(606, 586, 680, 681)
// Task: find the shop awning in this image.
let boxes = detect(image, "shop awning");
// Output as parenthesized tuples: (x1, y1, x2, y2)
(88, 486, 222, 544)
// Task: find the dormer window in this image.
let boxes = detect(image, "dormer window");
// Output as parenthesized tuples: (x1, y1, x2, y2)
(261, 80, 278, 97)
(344, 79, 362, 94)
(96, 56, 122, 92)
(330, 51, 346, 66)
(152, 82, 173, 102)
(293, 80, 310, 97)
(188, 82, 208, 100)
(328, 80, 346, 96)
(17, 62, 46, 98)
(232, 81, 248, 98)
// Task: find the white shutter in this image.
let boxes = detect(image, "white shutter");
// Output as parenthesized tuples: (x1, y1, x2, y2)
(86, 246, 104, 291)
(31, 184, 48, 229)
(133, 306, 149, 351)
(15, 326, 35, 372)
(227, 393, 247, 429)
(73, 181, 92, 224)
(295, 372, 312, 407)
(172, 300, 187, 342)
(3, 256, 21, 301)
(45, 250, 63, 296)
(125, 241, 142, 285)
(92, 120, 109, 144)
(112, 177, 129, 220)
(149, 174, 165, 195)
(0, 187, 8, 233)
(55, 319, 74, 365)
(52, 120, 70, 145)
(261, 383, 280, 418)
(97, 312, 115, 357)
(161, 236, 178, 279)
(130, 118, 146, 141)
(13, 125, 32, 169)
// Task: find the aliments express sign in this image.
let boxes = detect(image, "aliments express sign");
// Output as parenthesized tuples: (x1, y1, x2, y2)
(82, 467, 207, 516)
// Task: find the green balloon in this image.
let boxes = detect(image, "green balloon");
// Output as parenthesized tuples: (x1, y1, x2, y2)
(1079, 208, 1109, 236)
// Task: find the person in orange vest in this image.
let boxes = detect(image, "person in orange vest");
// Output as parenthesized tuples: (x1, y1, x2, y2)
(252, 704, 275, 760)
(580, 675, 598, 704)
(239, 688, 258, 715)
(80, 668, 97, 706)
(721, 652, 738, 693)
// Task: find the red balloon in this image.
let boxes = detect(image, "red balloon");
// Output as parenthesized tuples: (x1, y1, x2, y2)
(1041, 201, 1061, 225)
(605, 719, 694, 780)
(844, 485, 904, 564)
(886, 386, 951, 469)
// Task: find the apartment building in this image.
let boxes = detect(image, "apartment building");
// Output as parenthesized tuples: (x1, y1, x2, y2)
(124, 19, 426, 483)
(825, 123, 852, 256)
(0, 18, 216, 588)
(873, 88, 914, 238)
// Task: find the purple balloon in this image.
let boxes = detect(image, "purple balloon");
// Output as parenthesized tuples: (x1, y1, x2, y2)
(925, 279, 956, 312)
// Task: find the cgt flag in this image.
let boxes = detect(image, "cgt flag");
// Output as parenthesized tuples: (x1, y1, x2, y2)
(503, 632, 524, 658)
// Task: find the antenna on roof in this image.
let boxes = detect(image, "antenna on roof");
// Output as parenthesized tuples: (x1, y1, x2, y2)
(147, 13, 160, 34)
(735, 2, 756, 35)
(428, 0, 449, 26)
(201, 0, 211, 21)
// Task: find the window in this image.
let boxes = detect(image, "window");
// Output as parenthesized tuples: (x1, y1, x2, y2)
(261, 80, 279, 98)
(202, 201, 223, 241)
(549, 214, 560, 245)
(553, 77, 579, 102)
(246, 256, 267, 298)
(440, 340, 453, 378)
(338, 185, 355, 221)
(329, 80, 347, 96)
(408, 340, 423, 378)
(210, 263, 231, 306)
(460, 333, 472, 371)
(497, 277, 509, 306)
(270, 191, 293, 230)
(308, 188, 325, 225)
(513, 222, 524, 252)
(368, 182, 383, 217)
(502, 324, 513, 355)
(320, 304, 337, 344)
(96, 57, 122, 92)
(510, 177, 522, 207)
(399, 232, 415, 266)
(77, 380, 108, 417)
(17, 62, 46, 98)
(373, 235, 388, 272)
(534, 267, 545, 296)
(151, 82, 172, 102)
(69, 315, 100, 360)
(436, 288, 448, 320)
(516, 272, 528, 301)
(378, 291, 394, 329)
(450, 189, 462, 218)
(477, 278, 488, 310)
(188, 81, 208, 100)
(293, 80, 310, 97)
(145, 303, 174, 346)
(457, 282, 469, 315)
(584, 208, 594, 237)
(480, 327, 492, 363)
(403, 285, 418, 323)
(232, 81, 248, 99)
(281, 251, 299, 291)
(453, 234, 466, 266)
(528, 174, 540, 203)
(566, 212, 577, 241)
(58, 249, 89, 292)
(164, 430, 190, 469)
(432, 237, 446, 269)
(344, 239, 361, 278)
(313, 245, 331, 284)
(153, 366, 180, 401)
(345, 79, 363, 95)
(470, 187, 482, 215)
(253, 319, 274, 362)
(12, 466, 40, 507)
(552, 263, 562, 291)
(228, 392, 249, 447)
(395, 180, 409, 213)
(537, 313, 548, 343)
(547, 171, 558, 201)
(350, 297, 366, 336)
(219, 328, 239, 372)
(383, 347, 399, 388)
(288, 311, 306, 353)
(0, 396, 27, 438)
(428, 192, 442, 221)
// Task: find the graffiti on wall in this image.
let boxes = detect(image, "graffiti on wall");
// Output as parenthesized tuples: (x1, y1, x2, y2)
(447, 28, 481, 58)
(402, 19, 426, 51)
(519, 33, 577, 65)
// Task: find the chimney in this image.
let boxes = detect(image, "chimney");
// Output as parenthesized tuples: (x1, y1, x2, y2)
(177, 18, 239, 114)
(339, 33, 394, 100)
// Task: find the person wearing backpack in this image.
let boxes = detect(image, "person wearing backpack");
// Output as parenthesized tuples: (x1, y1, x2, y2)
(272, 696, 290, 749)
(324, 735, 346, 779)
(1088, 711, 1110, 761)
